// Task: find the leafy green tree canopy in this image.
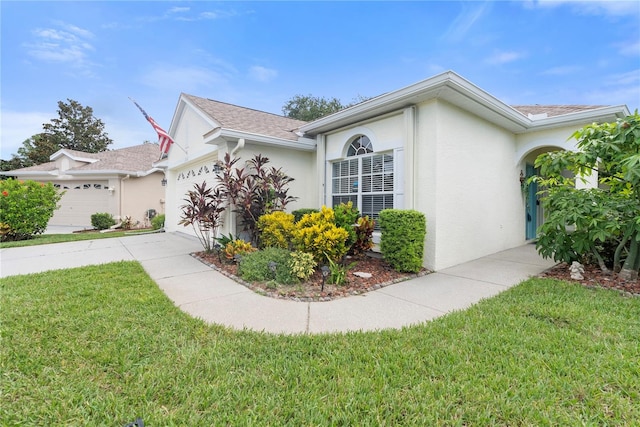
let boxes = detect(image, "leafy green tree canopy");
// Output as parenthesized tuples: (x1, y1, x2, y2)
(534, 112, 640, 281)
(4, 99, 113, 169)
(282, 94, 370, 121)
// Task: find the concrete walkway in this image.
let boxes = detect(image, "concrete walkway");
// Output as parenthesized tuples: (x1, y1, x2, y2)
(0, 232, 556, 334)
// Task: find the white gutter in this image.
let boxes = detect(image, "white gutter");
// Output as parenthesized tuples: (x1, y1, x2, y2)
(205, 128, 317, 151)
(523, 105, 630, 132)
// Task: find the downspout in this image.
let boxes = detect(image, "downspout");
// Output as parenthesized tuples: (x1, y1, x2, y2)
(119, 174, 130, 223)
(228, 138, 245, 238)
(317, 134, 326, 208)
(231, 138, 245, 157)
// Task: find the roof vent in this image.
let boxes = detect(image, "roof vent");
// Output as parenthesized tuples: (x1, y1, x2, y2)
(528, 112, 548, 120)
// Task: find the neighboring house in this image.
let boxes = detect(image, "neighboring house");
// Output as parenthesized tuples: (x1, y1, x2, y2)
(161, 71, 630, 271)
(1, 143, 166, 228)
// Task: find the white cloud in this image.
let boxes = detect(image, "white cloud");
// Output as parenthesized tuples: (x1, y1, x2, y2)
(141, 65, 229, 93)
(0, 110, 53, 159)
(616, 39, 640, 57)
(442, 2, 492, 43)
(485, 50, 526, 65)
(583, 69, 640, 108)
(168, 7, 190, 14)
(249, 66, 278, 82)
(24, 22, 95, 73)
(531, 0, 640, 17)
(541, 65, 582, 75)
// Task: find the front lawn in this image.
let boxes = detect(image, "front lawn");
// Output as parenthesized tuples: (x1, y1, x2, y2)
(2, 262, 639, 425)
(0, 231, 138, 248)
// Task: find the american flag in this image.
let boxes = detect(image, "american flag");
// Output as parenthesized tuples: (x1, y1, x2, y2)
(131, 99, 174, 155)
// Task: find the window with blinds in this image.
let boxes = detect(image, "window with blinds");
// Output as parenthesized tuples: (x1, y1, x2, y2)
(331, 149, 393, 229)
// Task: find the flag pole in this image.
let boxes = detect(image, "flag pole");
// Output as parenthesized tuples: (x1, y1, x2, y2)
(128, 97, 187, 156)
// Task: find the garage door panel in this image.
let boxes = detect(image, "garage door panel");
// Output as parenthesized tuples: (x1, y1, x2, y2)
(49, 181, 110, 226)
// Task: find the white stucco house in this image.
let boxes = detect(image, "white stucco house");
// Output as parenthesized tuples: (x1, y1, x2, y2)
(160, 71, 630, 271)
(2, 143, 167, 228)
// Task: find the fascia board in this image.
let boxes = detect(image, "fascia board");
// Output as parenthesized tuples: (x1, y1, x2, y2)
(299, 71, 530, 134)
(522, 105, 631, 133)
(170, 94, 221, 136)
(50, 149, 99, 163)
(0, 170, 58, 177)
(212, 128, 317, 151)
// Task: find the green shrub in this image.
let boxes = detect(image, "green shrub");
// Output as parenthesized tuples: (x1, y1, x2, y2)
(151, 214, 165, 230)
(237, 247, 296, 284)
(352, 215, 375, 255)
(292, 206, 350, 263)
(91, 212, 116, 230)
(0, 179, 63, 241)
(289, 251, 317, 281)
(292, 208, 319, 223)
(379, 209, 426, 273)
(257, 211, 295, 249)
(334, 201, 359, 249)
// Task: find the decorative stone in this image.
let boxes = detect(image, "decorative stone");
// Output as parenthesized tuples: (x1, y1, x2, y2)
(569, 261, 585, 280)
(353, 271, 372, 279)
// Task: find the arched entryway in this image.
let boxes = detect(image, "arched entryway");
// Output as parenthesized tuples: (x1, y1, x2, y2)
(520, 146, 573, 240)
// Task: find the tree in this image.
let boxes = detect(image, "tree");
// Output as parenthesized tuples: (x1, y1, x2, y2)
(282, 94, 370, 121)
(534, 112, 640, 282)
(15, 134, 59, 167)
(4, 99, 113, 168)
(42, 99, 113, 153)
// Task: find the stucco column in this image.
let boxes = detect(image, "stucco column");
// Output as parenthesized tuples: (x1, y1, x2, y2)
(403, 106, 416, 209)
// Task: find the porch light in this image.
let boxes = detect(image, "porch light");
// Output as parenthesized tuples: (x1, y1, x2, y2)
(519, 170, 525, 186)
(213, 163, 223, 173)
(161, 178, 167, 186)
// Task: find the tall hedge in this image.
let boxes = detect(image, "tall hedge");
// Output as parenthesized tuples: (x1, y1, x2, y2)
(379, 209, 426, 273)
(0, 179, 62, 241)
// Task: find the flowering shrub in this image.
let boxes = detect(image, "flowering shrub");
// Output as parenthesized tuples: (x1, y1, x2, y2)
(0, 179, 62, 241)
(257, 211, 295, 249)
(292, 206, 349, 263)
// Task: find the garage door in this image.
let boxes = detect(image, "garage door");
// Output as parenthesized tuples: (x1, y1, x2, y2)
(49, 181, 110, 226)
(174, 159, 218, 237)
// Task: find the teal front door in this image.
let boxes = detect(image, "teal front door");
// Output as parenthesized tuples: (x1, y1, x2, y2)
(525, 164, 538, 240)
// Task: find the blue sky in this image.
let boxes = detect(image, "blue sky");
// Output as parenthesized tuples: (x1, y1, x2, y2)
(1, 1, 639, 159)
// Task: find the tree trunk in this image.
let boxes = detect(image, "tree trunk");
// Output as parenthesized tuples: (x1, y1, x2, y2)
(618, 237, 640, 282)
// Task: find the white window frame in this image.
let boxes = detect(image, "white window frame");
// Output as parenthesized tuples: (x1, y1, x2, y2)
(331, 151, 394, 230)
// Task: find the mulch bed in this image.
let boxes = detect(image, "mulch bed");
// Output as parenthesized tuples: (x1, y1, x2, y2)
(539, 262, 640, 297)
(193, 251, 430, 302)
(193, 251, 640, 301)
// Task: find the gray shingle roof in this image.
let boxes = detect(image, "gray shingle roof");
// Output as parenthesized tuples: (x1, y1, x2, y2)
(183, 94, 308, 141)
(5, 143, 162, 174)
(511, 105, 607, 118)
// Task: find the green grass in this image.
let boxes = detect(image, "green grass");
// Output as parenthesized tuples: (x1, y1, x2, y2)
(2, 263, 639, 425)
(0, 231, 132, 248)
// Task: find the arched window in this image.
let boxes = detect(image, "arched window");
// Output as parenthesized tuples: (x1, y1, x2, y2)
(331, 135, 393, 229)
(347, 135, 373, 156)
